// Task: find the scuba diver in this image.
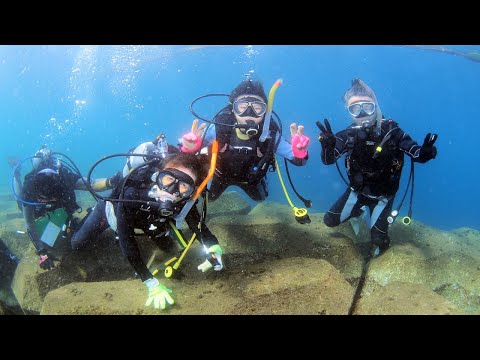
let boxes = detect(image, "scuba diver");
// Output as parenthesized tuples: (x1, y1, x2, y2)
(181, 78, 311, 202)
(14, 146, 122, 270)
(71, 134, 169, 249)
(74, 139, 223, 311)
(317, 79, 438, 257)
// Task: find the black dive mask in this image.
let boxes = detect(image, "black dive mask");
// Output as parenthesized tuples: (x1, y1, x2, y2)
(149, 168, 195, 217)
(156, 168, 195, 198)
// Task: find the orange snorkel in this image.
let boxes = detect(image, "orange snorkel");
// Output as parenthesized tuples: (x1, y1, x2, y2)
(193, 139, 218, 200)
(172, 138, 218, 228)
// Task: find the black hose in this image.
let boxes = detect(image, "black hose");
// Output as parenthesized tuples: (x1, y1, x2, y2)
(283, 158, 312, 208)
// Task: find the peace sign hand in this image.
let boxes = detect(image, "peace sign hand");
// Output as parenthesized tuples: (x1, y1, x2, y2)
(290, 123, 310, 159)
(316, 119, 336, 148)
(181, 119, 206, 153)
(419, 133, 438, 160)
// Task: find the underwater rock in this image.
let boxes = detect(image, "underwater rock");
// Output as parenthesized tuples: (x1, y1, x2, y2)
(11, 234, 138, 314)
(433, 283, 480, 315)
(234, 257, 354, 315)
(354, 282, 463, 315)
(363, 243, 431, 296)
(207, 190, 251, 219)
(11, 250, 88, 313)
(0, 227, 33, 259)
(428, 253, 480, 314)
(41, 257, 354, 315)
(208, 208, 364, 282)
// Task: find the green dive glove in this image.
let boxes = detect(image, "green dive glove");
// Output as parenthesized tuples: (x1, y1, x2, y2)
(197, 244, 224, 272)
(143, 278, 174, 310)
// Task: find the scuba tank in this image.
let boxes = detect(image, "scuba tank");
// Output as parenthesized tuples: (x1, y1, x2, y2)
(156, 134, 168, 159)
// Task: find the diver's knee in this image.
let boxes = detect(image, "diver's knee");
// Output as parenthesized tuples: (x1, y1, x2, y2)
(323, 212, 339, 227)
(70, 233, 85, 250)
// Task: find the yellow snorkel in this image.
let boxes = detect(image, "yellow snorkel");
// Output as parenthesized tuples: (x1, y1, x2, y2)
(259, 79, 283, 143)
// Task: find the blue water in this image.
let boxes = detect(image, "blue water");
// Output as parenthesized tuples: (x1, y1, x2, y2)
(1, 45, 479, 231)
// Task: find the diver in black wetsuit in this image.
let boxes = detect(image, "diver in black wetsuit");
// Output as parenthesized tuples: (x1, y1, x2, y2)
(84, 151, 222, 311)
(317, 79, 438, 257)
(18, 146, 121, 270)
(180, 78, 310, 202)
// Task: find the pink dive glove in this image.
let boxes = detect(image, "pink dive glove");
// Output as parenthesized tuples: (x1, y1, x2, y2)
(290, 123, 310, 159)
(181, 119, 206, 153)
(181, 131, 202, 153)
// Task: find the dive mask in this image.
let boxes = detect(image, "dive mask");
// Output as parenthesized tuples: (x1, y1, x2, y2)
(153, 168, 195, 200)
(233, 97, 267, 117)
(348, 101, 376, 118)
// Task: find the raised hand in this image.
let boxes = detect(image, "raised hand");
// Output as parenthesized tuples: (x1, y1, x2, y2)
(316, 119, 336, 148)
(420, 133, 438, 160)
(290, 123, 310, 159)
(181, 119, 206, 153)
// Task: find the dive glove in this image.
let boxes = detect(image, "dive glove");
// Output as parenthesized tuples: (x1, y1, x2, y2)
(143, 277, 174, 310)
(290, 123, 310, 159)
(316, 119, 336, 148)
(419, 133, 438, 160)
(198, 244, 223, 272)
(181, 119, 206, 153)
(37, 250, 56, 270)
(106, 171, 123, 189)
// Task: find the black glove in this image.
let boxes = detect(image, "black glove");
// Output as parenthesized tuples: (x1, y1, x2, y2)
(316, 119, 336, 148)
(419, 133, 438, 160)
(37, 249, 57, 270)
(106, 171, 123, 189)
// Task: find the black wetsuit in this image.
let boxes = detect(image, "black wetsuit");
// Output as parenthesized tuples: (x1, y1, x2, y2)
(71, 143, 181, 250)
(321, 119, 435, 250)
(88, 165, 218, 282)
(21, 167, 81, 252)
(208, 110, 307, 202)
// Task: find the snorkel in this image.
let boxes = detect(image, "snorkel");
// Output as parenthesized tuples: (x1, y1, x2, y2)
(259, 79, 283, 142)
(173, 139, 218, 228)
(374, 103, 383, 137)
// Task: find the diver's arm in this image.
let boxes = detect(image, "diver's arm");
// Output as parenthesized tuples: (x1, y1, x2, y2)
(116, 200, 153, 282)
(23, 205, 45, 252)
(394, 127, 426, 162)
(181, 121, 215, 153)
(75, 172, 122, 191)
(201, 123, 216, 148)
(321, 131, 348, 165)
(185, 203, 219, 248)
(274, 135, 309, 166)
(75, 177, 107, 191)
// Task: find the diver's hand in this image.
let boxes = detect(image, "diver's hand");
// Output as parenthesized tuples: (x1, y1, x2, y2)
(144, 278, 175, 310)
(37, 250, 57, 270)
(181, 119, 206, 153)
(316, 119, 336, 148)
(419, 133, 438, 160)
(290, 123, 310, 159)
(198, 244, 223, 272)
(106, 171, 122, 189)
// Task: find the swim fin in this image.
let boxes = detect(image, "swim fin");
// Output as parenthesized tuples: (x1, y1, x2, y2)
(349, 206, 368, 236)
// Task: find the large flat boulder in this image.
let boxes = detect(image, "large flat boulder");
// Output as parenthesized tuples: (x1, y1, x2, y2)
(355, 282, 463, 315)
(42, 257, 354, 315)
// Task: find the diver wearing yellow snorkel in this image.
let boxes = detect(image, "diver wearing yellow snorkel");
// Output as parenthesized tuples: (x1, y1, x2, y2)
(181, 77, 311, 202)
(317, 79, 438, 258)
